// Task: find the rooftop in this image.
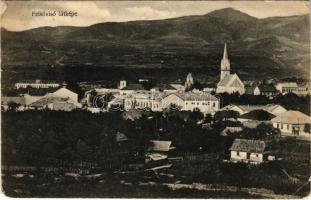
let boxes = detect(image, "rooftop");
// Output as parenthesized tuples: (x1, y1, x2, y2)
(230, 139, 266, 153)
(271, 110, 311, 124)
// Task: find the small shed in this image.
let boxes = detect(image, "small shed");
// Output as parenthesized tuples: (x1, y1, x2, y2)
(230, 139, 272, 164)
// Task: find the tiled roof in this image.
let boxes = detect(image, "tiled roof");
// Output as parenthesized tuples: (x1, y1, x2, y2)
(271, 110, 311, 124)
(230, 139, 266, 153)
(29, 96, 72, 107)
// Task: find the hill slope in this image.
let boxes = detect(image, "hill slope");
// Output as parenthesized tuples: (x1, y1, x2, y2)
(1, 8, 310, 83)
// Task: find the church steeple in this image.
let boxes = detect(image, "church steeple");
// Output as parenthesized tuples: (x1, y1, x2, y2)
(220, 43, 230, 80)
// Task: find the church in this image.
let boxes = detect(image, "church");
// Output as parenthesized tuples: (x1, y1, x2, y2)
(216, 43, 245, 94)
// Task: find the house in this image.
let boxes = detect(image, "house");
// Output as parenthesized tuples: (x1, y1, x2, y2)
(216, 43, 245, 94)
(254, 84, 279, 97)
(220, 127, 243, 136)
(15, 79, 60, 89)
(220, 104, 287, 116)
(161, 92, 220, 113)
(1, 97, 26, 111)
(275, 82, 309, 96)
(146, 140, 174, 163)
(29, 95, 82, 111)
(230, 139, 273, 164)
(271, 110, 311, 138)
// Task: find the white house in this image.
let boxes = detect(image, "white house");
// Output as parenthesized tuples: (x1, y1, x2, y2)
(230, 139, 272, 164)
(275, 82, 309, 96)
(271, 110, 311, 138)
(216, 44, 245, 94)
(15, 79, 60, 89)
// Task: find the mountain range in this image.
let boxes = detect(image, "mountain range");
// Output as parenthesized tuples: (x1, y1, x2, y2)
(1, 8, 310, 85)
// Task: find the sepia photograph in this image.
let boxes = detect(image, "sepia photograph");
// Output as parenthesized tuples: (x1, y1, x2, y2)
(1, 0, 310, 198)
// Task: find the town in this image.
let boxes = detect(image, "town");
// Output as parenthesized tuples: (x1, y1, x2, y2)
(2, 44, 310, 198)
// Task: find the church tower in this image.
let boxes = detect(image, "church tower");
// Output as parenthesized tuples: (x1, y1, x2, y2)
(185, 73, 194, 91)
(220, 43, 230, 81)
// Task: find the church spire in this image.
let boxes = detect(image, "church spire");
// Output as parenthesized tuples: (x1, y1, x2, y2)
(223, 43, 228, 60)
(220, 43, 230, 80)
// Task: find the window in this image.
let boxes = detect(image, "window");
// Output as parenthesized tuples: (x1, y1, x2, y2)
(212, 102, 215, 107)
(237, 151, 240, 156)
(197, 102, 199, 105)
(208, 102, 210, 105)
(281, 124, 283, 129)
(277, 123, 279, 128)
(287, 124, 289, 130)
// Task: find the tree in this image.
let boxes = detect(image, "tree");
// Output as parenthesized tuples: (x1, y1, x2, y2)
(214, 110, 240, 121)
(7, 101, 21, 111)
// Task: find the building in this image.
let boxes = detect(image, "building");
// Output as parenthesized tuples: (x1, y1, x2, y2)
(185, 73, 194, 91)
(124, 91, 163, 111)
(275, 82, 309, 96)
(220, 104, 287, 116)
(28, 87, 82, 111)
(216, 44, 245, 94)
(254, 84, 279, 97)
(124, 91, 220, 113)
(271, 110, 311, 138)
(15, 80, 60, 89)
(230, 139, 273, 164)
(29, 96, 81, 111)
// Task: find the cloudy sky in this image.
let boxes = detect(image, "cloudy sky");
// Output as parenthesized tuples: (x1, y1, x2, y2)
(1, 1, 309, 31)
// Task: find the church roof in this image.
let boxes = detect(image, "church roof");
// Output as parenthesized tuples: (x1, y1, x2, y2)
(217, 74, 244, 88)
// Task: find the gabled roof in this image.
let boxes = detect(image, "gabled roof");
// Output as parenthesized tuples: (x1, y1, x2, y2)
(230, 139, 266, 153)
(271, 110, 311, 124)
(1, 97, 26, 105)
(223, 104, 286, 115)
(170, 84, 185, 91)
(29, 95, 80, 107)
(218, 74, 244, 88)
(121, 84, 144, 91)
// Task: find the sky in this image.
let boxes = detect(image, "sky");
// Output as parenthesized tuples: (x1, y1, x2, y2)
(1, 1, 309, 31)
